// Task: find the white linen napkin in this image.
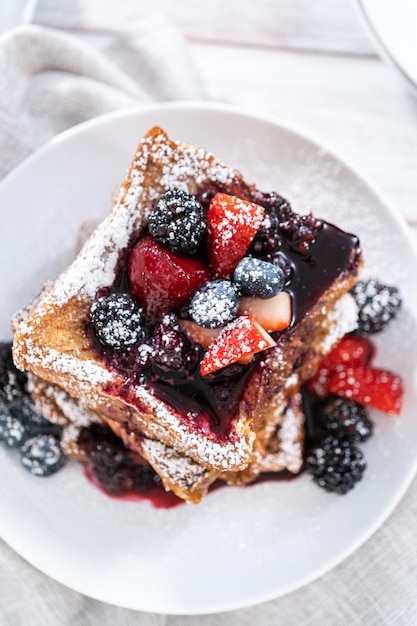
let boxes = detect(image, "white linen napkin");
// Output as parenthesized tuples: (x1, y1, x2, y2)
(0, 16, 204, 179)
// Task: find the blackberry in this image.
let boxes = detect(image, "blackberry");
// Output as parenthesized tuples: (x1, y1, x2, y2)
(90, 293, 144, 350)
(0, 342, 28, 405)
(78, 424, 157, 495)
(108, 343, 154, 382)
(20, 433, 66, 477)
(250, 211, 282, 258)
(306, 436, 366, 494)
(251, 189, 291, 217)
(322, 397, 373, 443)
(279, 212, 323, 255)
(233, 257, 285, 299)
(350, 279, 402, 335)
(189, 280, 240, 329)
(152, 314, 198, 371)
(148, 189, 206, 255)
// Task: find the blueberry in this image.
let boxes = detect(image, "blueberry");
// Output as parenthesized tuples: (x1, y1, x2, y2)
(90, 293, 144, 350)
(148, 189, 206, 256)
(189, 280, 240, 329)
(20, 434, 66, 476)
(233, 257, 285, 298)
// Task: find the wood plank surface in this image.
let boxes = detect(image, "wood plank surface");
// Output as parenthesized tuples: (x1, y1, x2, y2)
(34, 0, 375, 55)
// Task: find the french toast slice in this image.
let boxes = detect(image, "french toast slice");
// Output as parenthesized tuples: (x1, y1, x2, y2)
(28, 374, 305, 502)
(13, 126, 362, 480)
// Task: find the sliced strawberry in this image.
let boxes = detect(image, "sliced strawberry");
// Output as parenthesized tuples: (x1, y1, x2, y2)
(207, 193, 265, 278)
(128, 236, 210, 319)
(179, 319, 222, 349)
(306, 335, 374, 397)
(328, 365, 404, 416)
(238, 291, 292, 332)
(200, 315, 276, 376)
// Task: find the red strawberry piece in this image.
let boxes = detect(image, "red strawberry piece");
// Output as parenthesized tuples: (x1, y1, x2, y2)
(328, 365, 403, 416)
(306, 335, 374, 397)
(207, 193, 265, 278)
(128, 236, 210, 319)
(238, 291, 292, 332)
(200, 315, 276, 376)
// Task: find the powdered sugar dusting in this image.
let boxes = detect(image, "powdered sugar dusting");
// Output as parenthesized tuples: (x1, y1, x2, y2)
(319, 293, 358, 354)
(141, 439, 211, 490)
(19, 334, 113, 388)
(135, 385, 254, 471)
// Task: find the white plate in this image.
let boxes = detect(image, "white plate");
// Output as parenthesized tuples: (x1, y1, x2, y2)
(1, 103, 417, 615)
(355, 0, 417, 93)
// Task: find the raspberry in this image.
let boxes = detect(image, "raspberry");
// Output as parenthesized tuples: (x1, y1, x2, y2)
(328, 365, 403, 416)
(306, 436, 366, 494)
(350, 279, 402, 335)
(148, 189, 206, 256)
(90, 293, 144, 350)
(189, 280, 240, 329)
(322, 397, 373, 443)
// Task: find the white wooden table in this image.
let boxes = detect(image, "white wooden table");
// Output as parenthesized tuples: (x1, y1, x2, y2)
(34, 0, 417, 242)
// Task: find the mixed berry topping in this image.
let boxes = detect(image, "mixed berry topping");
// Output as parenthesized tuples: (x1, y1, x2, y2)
(148, 189, 206, 256)
(350, 278, 402, 335)
(21, 433, 66, 477)
(78, 424, 159, 495)
(82, 180, 403, 501)
(90, 293, 144, 350)
(305, 435, 366, 495)
(321, 397, 373, 443)
(189, 280, 240, 329)
(233, 257, 285, 298)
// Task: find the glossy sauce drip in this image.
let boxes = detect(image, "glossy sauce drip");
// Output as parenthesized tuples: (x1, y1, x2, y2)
(283, 223, 360, 323)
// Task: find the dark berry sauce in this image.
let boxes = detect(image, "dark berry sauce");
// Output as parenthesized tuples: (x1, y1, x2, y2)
(283, 222, 360, 323)
(84, 465, 183, 508)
